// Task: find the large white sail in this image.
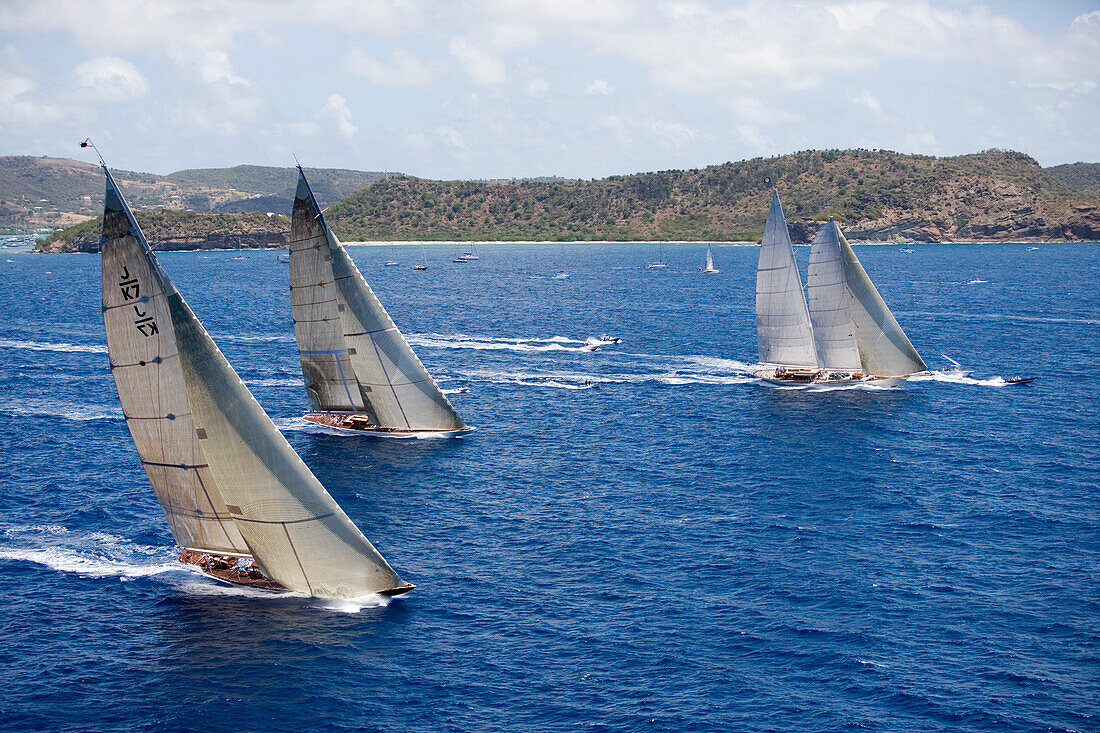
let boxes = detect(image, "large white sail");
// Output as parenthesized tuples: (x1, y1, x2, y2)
(806, 219, 862, 372)
(101, 167, 409, 598)
(756, 191, 818, 368)
(102, 175, 249, 556)
(291, 170, 466, 431)
(288, 186, 367, 413)
(836, 227, 927, 376)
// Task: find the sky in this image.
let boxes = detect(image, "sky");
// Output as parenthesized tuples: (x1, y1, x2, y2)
(0, 0, 1097, 179)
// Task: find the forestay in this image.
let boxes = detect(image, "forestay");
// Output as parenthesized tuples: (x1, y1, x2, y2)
(101, 167, 408, 598)
(756, 191, 819, 368)
(807, 220, 863, 372)
(292, 170, 466, 431)
(836, 227, 927, 376)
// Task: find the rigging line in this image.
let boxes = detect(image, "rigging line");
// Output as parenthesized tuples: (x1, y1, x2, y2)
(283, 523, 313, 597)
(333, 348, 358, 409)
(369, 335, 412, 429)
(193, 467, 239, 548)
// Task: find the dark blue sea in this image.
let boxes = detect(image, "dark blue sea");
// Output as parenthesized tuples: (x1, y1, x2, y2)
(0, 240, 1097, 732)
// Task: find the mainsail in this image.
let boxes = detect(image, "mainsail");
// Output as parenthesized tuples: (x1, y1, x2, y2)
(756, 191, 818, 369)
(704, 246, 715, 271)
(835, 227, 927, 376)
(806, 219, 863, 372)
(100, 165, 409, 598)
(289, 169, 466, 431)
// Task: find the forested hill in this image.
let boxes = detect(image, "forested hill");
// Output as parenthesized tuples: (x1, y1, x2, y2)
(1048, 162, 1100, 193)
(326, 149, 1099, 243)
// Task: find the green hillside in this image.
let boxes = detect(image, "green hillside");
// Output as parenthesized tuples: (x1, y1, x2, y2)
(1048, 162, 1100, 191)
(326, 149, 1098, 243)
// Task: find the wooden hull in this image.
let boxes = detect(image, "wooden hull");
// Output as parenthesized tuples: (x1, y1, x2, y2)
(303, 412, 474, 439)
(178, 550, 287, 591)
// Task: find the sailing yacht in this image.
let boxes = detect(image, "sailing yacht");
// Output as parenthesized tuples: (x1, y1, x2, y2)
(288, 167, 472, 437)
(647, 244, 669, 269)
(94, 150, 412, 599)
(754, 190, 926, 386)
(701, 246, 719, 273)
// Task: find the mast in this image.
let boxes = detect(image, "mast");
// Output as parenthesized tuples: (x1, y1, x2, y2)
(293, 168, 467, 431)
(806, 219, 862, 372)
(835, 225, 927, 376)
(755, 190, 818, 368)
(98, 153, 410, 598)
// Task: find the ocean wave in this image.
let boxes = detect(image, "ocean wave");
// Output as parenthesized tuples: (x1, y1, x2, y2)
(245, 378, 305, 388)
(912, 371, 1012, 388)
(0, 546, 180, 579)
(462, 367, 754, 389)
(0, 338, 106, 354)
(0, 526, 179, 580)
(408, 335, 591, 353)
(0, 399, 121, 421)
(214, 333, 297, 344)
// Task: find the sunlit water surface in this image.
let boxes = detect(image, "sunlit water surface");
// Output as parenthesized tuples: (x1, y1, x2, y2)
(0, 241, 1096, 732)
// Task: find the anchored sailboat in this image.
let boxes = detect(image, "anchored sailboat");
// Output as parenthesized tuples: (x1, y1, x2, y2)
(754, 190, 925, 386)
(288, 167, 471, 437)
(701, 246, 719, 273)
(94, 148, 412, 599)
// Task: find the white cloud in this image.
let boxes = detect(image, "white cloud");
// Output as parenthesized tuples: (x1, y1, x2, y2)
(851, 90, 889, 122)
(346, 49, 434, 85)
(727, 97, 799, 125)
(319, 94, 358, 140)
(436, 126, 467, 150)
(585, 79, 613, 95)
(448, 37, 506, 85)
(198, 51, 250, 87)
(525, 78, 548, 97)
(72, 56, 149, 101)
(649, 120, 699, 148)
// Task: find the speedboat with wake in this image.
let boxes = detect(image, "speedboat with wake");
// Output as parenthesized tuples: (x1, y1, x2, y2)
(753, 190, 926, 387)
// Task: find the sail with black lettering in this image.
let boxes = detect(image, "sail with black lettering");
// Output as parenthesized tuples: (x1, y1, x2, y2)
(289, 168, 469, 435)
(100, 161, 412, 598)
(756, 190, 818, 370)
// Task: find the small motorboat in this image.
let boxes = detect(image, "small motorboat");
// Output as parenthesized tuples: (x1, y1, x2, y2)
(384, 260, 399, 266)
(412, 264, 428, 271)
(1005, 376, 1037, 385)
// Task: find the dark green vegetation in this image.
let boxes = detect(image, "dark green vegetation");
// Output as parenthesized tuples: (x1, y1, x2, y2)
(28, 149, 1100, 250)
(1048, 162, 1100, 192)
(35, 211, 290, 253)
(326, 149, 1098, 243)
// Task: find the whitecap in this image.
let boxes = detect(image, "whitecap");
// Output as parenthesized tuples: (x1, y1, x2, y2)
(0, 338, 106, 354)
